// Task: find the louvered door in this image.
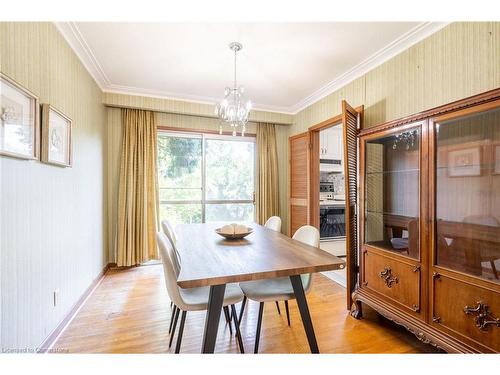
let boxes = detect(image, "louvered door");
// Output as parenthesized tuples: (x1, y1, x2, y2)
(289, 132, 310, 236)
(342, 101, 362, 309)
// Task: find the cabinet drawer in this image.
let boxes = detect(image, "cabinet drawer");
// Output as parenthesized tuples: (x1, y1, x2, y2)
(432, 273, 500, 352)
(362, 249, 421, 313)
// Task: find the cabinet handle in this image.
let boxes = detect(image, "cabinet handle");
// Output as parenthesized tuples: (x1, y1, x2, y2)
(379, 267, 398, 288)
(463, 301, 500, 331)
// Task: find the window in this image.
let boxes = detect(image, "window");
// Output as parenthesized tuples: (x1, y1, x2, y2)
(157, 131, 255, 225)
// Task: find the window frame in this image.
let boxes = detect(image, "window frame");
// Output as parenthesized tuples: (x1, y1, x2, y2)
(157, 129, 256, 223)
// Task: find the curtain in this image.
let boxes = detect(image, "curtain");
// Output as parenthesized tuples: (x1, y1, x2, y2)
(116, 108, 159, 266)
(256, 123, 280, 225)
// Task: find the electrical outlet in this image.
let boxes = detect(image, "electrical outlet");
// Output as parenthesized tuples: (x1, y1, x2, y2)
(53, 289, 59, 307)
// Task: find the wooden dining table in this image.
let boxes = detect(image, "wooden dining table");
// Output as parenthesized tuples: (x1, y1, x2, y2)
(175, 223, 346, 353)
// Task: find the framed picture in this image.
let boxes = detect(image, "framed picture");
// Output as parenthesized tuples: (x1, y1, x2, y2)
(41, 104, 72, 167)
(447, 146, 482, 177)
(0, 72, 40, 159)
(494, 145, 500, 175)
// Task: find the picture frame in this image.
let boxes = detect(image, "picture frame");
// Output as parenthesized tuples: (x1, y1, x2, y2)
(447, 146, 482, 177)
(0, 72, 40, 160)
(41, 104, 72, 167)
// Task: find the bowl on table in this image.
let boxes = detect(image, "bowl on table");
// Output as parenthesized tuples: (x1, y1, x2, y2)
(215, 224, 253, 240)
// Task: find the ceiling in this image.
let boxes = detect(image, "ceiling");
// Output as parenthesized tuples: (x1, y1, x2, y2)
(57, 22, 447, 114)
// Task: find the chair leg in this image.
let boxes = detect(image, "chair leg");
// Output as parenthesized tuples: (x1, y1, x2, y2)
(231, 304, 245, 354)
(285, 300, 290, 326)
(170, 301, 173, 308)
(175, 311, 187, 354)
(254, 302, 264, 354)
(169, 307, 180, 348)
(275, 301, 281, 315)
(223, 306, 233, 335)
(239, 296, 247, 323)
(169, 305, 178, 334)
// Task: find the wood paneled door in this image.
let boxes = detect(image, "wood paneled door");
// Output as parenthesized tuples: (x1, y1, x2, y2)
(289, 132, 311, 236)
(342, 100, 363, 310)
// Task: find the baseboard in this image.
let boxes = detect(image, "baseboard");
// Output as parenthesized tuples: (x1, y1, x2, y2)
(37, 262, 113, 353)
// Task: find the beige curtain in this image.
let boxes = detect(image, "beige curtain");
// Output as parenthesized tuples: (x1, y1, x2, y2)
(256, 123, 280, 225)
(116, 108, 159, 266)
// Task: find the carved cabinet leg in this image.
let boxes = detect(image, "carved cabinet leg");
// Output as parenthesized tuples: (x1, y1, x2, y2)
(351, 299, 363, 319)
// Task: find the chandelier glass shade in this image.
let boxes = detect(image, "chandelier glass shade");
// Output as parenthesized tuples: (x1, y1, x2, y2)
(215, 42, 252, 136)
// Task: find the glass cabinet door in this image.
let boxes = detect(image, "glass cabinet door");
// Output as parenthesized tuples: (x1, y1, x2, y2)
(364, 125, 421, 259)
(435, 107, 500, 283)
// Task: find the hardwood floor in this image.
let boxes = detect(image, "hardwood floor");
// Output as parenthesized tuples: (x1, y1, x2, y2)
(54, 264, 440, 353)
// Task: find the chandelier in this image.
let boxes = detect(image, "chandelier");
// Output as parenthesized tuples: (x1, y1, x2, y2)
(215, 42, 252, 136)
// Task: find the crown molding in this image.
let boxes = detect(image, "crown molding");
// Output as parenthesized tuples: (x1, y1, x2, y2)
(54, 22, 110, 89)
(289, 22, 450, 114)
(55, 21, 449, 116)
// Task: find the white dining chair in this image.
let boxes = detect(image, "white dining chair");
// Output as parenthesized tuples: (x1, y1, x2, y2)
(161, 219, 178, 246)
(157, 232, 246, 353)
(161, 219, 236, 333)
(161, 219, 182, 311)
(238, 225, 320, 353)
(264, 216, 282, 232)
(249, 216, 284, 318)
(161, 220, 181, 267)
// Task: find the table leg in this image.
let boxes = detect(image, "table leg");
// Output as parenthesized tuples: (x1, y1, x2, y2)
(290, 275, 319, 353)
(201, 284, 226, 353)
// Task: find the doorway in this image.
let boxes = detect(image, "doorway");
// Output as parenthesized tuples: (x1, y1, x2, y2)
(308, 102, 363, 309)
(310, 119, 347, 287)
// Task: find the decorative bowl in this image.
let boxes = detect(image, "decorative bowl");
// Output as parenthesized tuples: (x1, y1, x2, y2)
(215, 227, 253, 240)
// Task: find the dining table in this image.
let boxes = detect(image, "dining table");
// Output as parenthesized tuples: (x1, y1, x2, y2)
(175, 223, 346, 353)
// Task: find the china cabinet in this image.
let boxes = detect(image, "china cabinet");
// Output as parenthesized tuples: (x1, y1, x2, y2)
(352, 90, 500, 353)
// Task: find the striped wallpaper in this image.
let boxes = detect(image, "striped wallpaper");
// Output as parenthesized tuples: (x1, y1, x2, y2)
(103, 92, 293, 125)
(292, 22, 500, 134)
(0, 22, 106, 349)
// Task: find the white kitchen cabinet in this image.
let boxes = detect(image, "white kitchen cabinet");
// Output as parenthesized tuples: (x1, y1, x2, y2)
(320, 131, 326, 156)
(320, 125, 343, 172)
(320, 129, 332, 158)
(324, 126, 343, 160)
